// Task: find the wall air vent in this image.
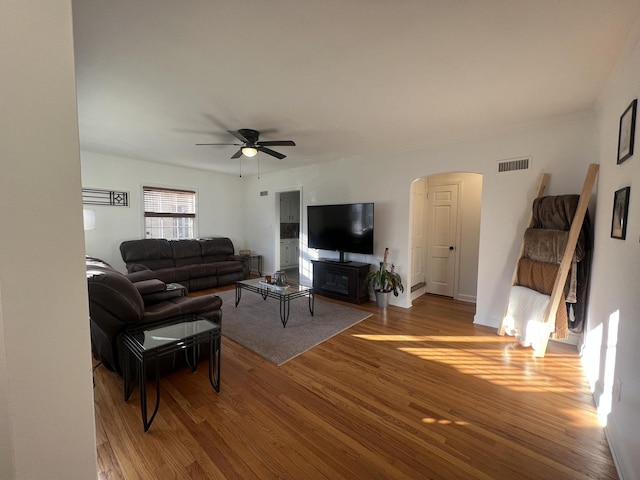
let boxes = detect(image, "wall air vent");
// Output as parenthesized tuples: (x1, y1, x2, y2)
(497, 157, 530, 173)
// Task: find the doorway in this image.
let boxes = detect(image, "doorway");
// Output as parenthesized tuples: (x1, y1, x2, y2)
(409, 172, 482, 303)
(277, 190, 301, 284)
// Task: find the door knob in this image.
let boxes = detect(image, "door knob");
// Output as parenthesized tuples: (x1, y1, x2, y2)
(449, 246, 454, 251)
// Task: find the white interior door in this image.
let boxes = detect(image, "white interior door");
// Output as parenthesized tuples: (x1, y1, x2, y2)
(426, 183, 459, 297)
(410, 179, 427, 288)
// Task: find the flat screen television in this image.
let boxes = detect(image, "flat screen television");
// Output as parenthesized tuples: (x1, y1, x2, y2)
(307, 203, 374, 262)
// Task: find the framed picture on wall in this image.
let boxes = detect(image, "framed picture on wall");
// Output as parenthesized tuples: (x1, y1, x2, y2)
(617, 99, 637, 164)
(611, 186, 630, 239)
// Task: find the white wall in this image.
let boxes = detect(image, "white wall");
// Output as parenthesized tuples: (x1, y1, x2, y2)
(81, 151, 247, 271)
(585, 22, 640, 480)
(0, 1, 97, 478)
(0, 285, 11, 480)
(458, 174, 482, 302)
(83, 113, 594, 315)
(243, 113, 596, 311)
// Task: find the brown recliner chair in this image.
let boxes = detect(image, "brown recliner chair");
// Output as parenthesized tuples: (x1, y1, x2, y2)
(86, 257, 222, 374)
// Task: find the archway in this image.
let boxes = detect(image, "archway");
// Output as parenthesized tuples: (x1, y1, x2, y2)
(409, 172, 483, 304)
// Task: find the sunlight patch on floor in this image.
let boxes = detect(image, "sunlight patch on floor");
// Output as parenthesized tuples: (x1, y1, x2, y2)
(352, 334, 513, 343)
(399, 346, 576, 392)
(422, 417, 470, 426)
(352, 332, 582, 393)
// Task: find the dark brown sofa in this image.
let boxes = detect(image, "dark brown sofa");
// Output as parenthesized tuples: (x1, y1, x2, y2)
(86, 256, 222, 374)
(119, 237, 249, 292)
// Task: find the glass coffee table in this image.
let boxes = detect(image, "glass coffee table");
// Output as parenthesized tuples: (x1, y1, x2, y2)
(235, 278, 314, 328)
(122, 315, 221, 432)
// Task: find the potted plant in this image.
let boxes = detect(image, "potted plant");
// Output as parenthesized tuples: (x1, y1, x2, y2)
(364, 247, 404, 308)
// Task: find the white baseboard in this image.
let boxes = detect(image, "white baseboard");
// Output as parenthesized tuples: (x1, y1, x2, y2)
(473, 314, 501, 329)
(456, 293, 476, 303)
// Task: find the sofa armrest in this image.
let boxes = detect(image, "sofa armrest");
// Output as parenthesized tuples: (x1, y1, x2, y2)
(126, 268, 158, 283)
(142, 283, 188, 306)
(133, 278, 167, 295)
(230, 254, 251, 278)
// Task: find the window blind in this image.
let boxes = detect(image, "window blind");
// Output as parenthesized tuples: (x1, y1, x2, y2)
(143, 187, 195, 217)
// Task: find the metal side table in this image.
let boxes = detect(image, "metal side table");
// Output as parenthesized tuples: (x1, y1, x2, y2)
(122, 315, 221, 432)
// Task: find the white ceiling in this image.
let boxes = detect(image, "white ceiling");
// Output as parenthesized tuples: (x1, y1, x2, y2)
(72, 0, 640, 176)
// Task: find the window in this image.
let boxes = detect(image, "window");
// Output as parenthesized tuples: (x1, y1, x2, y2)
(143, 186, 196, 239)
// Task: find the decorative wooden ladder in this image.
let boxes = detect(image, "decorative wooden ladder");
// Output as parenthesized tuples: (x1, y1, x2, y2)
(498, 163, 599, 357)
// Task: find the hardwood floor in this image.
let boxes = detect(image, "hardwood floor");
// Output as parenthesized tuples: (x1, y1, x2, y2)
(94, 290, 617, 479)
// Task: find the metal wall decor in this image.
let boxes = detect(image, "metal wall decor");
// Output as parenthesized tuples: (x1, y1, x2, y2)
(82, 188, 129, 206)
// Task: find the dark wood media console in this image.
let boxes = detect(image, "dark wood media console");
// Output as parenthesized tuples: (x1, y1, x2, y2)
(311, 260, 370, 304)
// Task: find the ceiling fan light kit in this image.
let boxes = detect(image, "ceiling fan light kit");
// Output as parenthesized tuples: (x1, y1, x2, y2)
(196, 128, 296, 160)
(242, 146, 258, 157)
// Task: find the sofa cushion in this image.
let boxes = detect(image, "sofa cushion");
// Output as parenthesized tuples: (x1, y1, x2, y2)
(186, 263, 218, 278)
(170, 240, 203, 263)
(121, 238, 173, 262)
(189, 276, 218, 291)
(174, 256, 203, 267)
(203, 255, 230, 264)
(200, 238, 235, 256)
(130, 258, 175, 270)
(217, 271, 244, 286)
(152, 266, 191, 284)
(215, 260, 244, 275)
(121, 239, 175, 272)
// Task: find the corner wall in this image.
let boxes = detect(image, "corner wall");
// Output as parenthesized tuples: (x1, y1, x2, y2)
(242, 113, 596, 312)
(585, 21, 640, 479)
(81, 151, 247, 271)
(0, 1, 97, 478)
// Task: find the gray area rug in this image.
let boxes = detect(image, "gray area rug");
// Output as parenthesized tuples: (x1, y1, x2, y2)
(216, 289, 371, 366)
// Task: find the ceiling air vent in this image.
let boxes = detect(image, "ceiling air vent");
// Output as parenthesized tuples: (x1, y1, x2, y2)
(497, 157, 530, 173)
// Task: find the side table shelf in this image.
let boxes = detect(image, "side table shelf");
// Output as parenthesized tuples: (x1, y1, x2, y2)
(122, 315, 221, 432)
(249, 254, 263, 276)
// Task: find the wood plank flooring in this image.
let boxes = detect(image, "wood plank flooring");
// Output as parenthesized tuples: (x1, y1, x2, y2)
(94, 289, 617, 479)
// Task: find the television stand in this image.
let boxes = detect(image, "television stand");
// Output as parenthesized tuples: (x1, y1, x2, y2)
(320, 252, 350, 263)
(311, 260, 370, 304)
(320, 258, 352, 264)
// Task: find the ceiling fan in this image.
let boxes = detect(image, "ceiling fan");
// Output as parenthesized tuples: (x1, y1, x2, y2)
(196, 128, 296, 159)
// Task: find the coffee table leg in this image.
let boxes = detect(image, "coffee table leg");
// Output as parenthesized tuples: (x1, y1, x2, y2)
(309, 291, 314, 316)
(235, 284, 241, 307)
(185, 343, 198, 373)
(279, 296, 291, 328)
(208, 332, 221, 393)
(123, 345, 132, 401)
(141, 355, 161, 432)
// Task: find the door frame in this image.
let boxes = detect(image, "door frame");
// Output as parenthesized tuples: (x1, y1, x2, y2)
(425, 179, 462, 299)
(274, 187, 302, 272)
(409, 178, 428, 301)
(409, 172, 483, 306)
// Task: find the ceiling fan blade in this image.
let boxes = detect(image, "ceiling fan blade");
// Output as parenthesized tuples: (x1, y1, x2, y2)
(257, 140, 296, 147)
(258, 146, 286, 159)
(227, 130, 249, 143)
(231, 149, 243, 159)
(196, 143, 242, 146)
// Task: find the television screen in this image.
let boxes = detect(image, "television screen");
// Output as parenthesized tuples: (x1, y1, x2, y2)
(307, 203, 374, 256)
